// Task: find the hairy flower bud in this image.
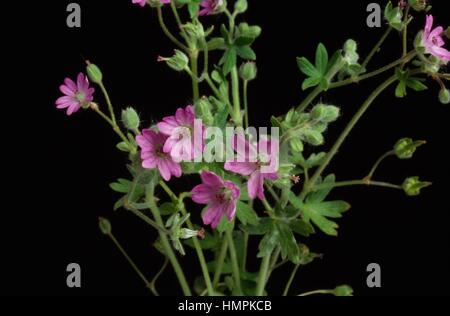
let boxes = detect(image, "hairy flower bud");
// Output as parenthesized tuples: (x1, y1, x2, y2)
(239, 62, 257, 81)
(98, 217, 112, 235)
(439, 89, 450, 104)
(408, 0, 428, 12)
(334, 285, 353, 296)
(234, 0, 248, 14)
(122, 107, 140, 131)
(86, 61, 103, 84)
(194, 97, 214, 126)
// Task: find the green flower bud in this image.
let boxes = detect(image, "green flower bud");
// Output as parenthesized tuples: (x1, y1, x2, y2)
(86, 62, 103, 84)
(302, 129, 324, 146)
(148, 0, 163, 7)
(394, 138, 426, 159)
(408, 0, 427, 12)
(343, 39, 359, 65)
(158, 50, 189, 72)
(334, 285, 354, 296)
(439, 89, 450, 105)
(121, 107, 140, 131)
(234, 0, 248, 14)
(311, 104, 340, 123)
(384, 2, 404, 31)
(194, 97, 214, 126)
(237, 23, 262, 39)
(98, 217, 112, 235)
(239, 62, 257, 81)
(183, 22, 205, 43)
(402, 177, 432, 196)
(290, 138, 304, 153)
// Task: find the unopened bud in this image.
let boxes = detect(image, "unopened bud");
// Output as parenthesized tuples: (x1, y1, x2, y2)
(122, 107, 140, 131)
(439, 89, 450, 105)
(408, 0, 427, 12)
(239, 62, 257, 81)
(86, 61, 103, 84)
(98, 217, 112, 235)
(234, 0, 248, 14)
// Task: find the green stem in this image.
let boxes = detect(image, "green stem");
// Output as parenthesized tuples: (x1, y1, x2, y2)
(108, 233, 151, 291)
(265, 184, 280, 203)
(241, 232, 249, 272)
(213, 237, 228, 288)
(296, 86, 322, 113)
(255, 254, 271, 296)
(243, 80, 249, 129)
(169, 1, 189, 41)
(190, 51, 200, 102)
(361, 26, 393, 72)
(312, 179, 402, 191)
(365, 150, 395, 181)
(146, 185, 192, 296)
(402, 7, 411, 60)
(91, 106, 130, 145)
(283, 263, 301, 296)
(304, 74, 399, 193)
(226, 228, 243, 295)
(297, 289, 333, 296)
(156, 6, 189, 52)
(98, 82, 117, 126)
(231, 66, 242, 126)
(330, 51, 416, 89)
(127, 206, 170, 234)
(149, 257, 169, 296)
(158, 181, 214, 296)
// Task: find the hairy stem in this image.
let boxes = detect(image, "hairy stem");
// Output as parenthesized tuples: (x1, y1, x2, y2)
(213, 237, 228, 288)
(157, 6, 189, 52)
(226, 228, 243, 295)
(365, 150, 395, 181)
(146, 185, 192, 296)
(361, 26, 393, 71)
(304, 74, 399, 193)
(283, 263, 301, 296)
(312, 179, 402, 191)
(255, 254, 271, 296)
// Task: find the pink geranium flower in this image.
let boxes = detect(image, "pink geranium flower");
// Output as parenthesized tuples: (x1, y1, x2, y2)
(225, 136, 279, 201)
(422, 15, 450, 63)
(136, 128, 182, 181)
(55, 73, 94, 116)
(199, 0, 223, 16)
(157, 105, 203, 163)
(191, 171, 240, 229)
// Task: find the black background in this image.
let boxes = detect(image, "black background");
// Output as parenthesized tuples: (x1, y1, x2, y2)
(3, 0, 450, 296)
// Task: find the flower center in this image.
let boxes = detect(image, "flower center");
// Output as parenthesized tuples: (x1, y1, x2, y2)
(155, 145, 166, 158)
(215, 187, 232, 203)
(75, 91, 86, 102)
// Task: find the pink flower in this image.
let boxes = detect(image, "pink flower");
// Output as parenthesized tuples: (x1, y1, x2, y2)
(199, 0, 223, 16)
(157, 105, 203, 163)
(55, 73, 94, 116)
(422, 15, 450, 63)
(225, 136, 278, 201)
(191, 171, 240, 229)
(136, 128, 182, 181)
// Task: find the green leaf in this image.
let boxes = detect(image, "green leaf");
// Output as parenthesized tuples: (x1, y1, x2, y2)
(257, 224, 278, 258)
(217, 216, 234, 233)
(234, 36, 255, 46)
(236, 201, 259, 226)
(289, 219, 315, 237)
(276, 221, 300, 263)
(297, 57, 320, 77)
(206, 37, 226, 51)
(240, 218, 273, 235)
(315, 43, 329, 75)
(236, 46, 256, 60)
(220, 47, 237, 75)
(307, 174, 336, 203)
(302, 200, 350, 236)
(406, 78, 428, 92)
(109, 179, 132, 193)
(302, 76, 322, 90)
(159, 202, 177, 215)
